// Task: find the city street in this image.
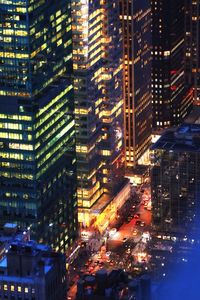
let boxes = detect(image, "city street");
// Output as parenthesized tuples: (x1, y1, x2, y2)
(67, 183, 152, 300)
(68, 181, 198, 298)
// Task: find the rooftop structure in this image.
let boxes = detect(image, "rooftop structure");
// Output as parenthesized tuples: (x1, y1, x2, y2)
(0, 240, 67, 300)
(75, 269, 151, 300)
(0, 223, 30, 260)
(151, 123, 200, 152)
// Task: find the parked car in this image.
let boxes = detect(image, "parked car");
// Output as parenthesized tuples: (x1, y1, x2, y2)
(134, 213, 140, 219)
(135, 220, 142, 226)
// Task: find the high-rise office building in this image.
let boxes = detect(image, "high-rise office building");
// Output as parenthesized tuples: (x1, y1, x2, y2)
(72, 0, 126, 229)
(120, 0, 152, 168)
(151, 0, 193, 130)
(185, 0, 200, 103)
(151, 124, 200, 234)
(0, 0, 78, 252)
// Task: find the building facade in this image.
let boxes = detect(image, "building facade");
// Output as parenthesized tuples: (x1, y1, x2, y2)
(185, 0, 200, 103)
(120, 0, 152, 168)
(0, 241, 67, 300)
(72, 0, 126, 229)
(151, 0, 193, 130)
(151, 124, 200, 234)
(0, 0, 78, 252)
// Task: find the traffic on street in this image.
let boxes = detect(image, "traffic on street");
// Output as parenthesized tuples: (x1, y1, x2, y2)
(67, 182, 153, 300)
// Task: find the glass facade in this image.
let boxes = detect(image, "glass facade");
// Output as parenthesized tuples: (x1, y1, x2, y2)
(151, 124, 200, 235)
(151, 0, 193, 130)
(120, 0, 152, 167)
(0, 0, 78, 252)
(185, 0, 200, 103)
(72, 0, 125, 227)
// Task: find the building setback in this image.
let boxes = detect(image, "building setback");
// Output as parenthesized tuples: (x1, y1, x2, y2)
(72, 0, 126, 229)
(0, 0, 78, 252)
(120, 0, 152, 168)
(0, 240, 67, 300)
(151, 124, 200, 234)
(151, 0, 193, 130)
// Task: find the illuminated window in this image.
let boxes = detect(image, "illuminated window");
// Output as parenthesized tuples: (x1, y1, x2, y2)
(18, 286, 21, 292)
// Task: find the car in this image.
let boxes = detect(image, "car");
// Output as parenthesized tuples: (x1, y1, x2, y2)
(165, 218, 173, 223)
(134, 214, 140, 219)
(126, 248, 131, 254)
(69, 281, 74, 287)
(135, 220, 141, 226)
(140, 221, 145, 227)
(89, 267, 94, 273)
(109, 228, 117, 237)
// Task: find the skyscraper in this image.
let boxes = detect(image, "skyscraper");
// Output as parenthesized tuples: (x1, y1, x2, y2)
(151, 124, 200, 234)
(0, 0, 78, 252)
(72, 0, 126, 229)
(185, 0, 200, 103)
(120, 0, 152, 168)
(151, 0, 193, 130)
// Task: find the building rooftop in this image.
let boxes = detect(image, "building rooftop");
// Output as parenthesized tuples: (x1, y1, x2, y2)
(151, 123, 200, 152)
(0, 224, 30, 259)
(0, 77, 70, 114)
(185, 105, 200, 124)
(75, 269, 152, 300)
(0, 240, 61, 280)
(91, 194, 111, 214)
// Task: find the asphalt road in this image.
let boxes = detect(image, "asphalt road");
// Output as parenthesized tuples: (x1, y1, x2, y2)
(67, 183, 152, 299)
